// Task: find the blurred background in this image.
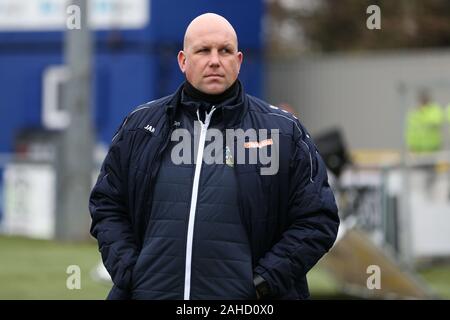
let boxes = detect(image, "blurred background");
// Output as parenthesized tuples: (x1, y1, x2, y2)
(1, 0, 450, 299)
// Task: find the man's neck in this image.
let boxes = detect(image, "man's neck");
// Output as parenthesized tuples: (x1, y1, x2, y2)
(183, 80, 239, 104)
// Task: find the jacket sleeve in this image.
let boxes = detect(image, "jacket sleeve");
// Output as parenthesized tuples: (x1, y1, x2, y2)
(89, 117, 139, 292)
(254, 121, 340, 298)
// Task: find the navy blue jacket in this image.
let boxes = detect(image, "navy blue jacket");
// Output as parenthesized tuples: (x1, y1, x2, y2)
(89, 83, 339, 300)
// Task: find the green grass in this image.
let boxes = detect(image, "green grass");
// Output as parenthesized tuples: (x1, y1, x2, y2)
(0, 235, 449, 300)
(308, 262, 450, 300)
(307, 266, 343, 299)
(0, 236, 110, 300)
(417, 264, 450, 299)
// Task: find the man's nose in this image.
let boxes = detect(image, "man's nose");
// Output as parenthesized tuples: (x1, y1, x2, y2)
(208, 50, 220, 67)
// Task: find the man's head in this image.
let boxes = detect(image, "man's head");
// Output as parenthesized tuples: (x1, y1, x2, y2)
(178, 13, 243, 95)
(418, 88, 431, 107)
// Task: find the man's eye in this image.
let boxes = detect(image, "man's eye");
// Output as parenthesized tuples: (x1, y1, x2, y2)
(197, 48, 209, 53)
(221, 48, 231, 53)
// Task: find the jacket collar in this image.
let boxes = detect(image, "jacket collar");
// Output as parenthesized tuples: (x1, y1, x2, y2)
(165, 80, 248, 128)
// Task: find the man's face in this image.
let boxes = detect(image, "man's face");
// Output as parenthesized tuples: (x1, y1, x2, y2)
(178, 25, 243, 95)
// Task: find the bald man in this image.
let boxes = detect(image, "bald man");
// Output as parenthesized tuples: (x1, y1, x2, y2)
(90, 13, 339, 300)
(178, 13, 242, 95)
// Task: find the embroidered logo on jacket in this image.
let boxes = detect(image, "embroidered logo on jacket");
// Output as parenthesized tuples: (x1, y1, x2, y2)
(144, 125, 155, 133)
(225, 145, 234, 167)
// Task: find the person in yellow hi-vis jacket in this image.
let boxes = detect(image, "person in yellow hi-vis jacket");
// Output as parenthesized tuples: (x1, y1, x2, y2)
(447, 103, 450, 124)
(406, 90, 444, 153)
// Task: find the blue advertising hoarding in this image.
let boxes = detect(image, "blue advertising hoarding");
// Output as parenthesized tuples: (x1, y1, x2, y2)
(0, 0, 264, 151)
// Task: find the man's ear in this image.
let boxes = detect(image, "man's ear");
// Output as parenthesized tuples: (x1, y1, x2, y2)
(177, 50, 186, 73)
(237, 51, 243, 72)
(237, 51, 243, 62)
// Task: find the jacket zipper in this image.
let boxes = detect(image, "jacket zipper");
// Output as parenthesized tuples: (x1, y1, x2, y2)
(183, 106, 216, 300)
